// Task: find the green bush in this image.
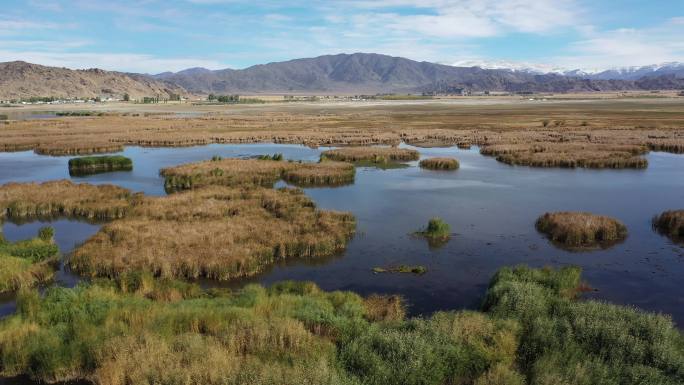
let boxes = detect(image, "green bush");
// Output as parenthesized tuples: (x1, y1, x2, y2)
(0, 266, 683, 385)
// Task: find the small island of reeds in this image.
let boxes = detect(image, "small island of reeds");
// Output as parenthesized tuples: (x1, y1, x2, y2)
(536, 211, 628, 249)
(652, 210, 684, 241)
(0, 180, 356, 282)
(414, 217, 452, 248)
(321, 146, 419, 164)
(68, 155, 133, 176)
(419, 157, 459, 170)
(69, 185, 356, 280)
(161, 157, 355, 191)
(480, 143, 648, 169)
(0, 180, 132, 221)
(0, 226, 58, 293)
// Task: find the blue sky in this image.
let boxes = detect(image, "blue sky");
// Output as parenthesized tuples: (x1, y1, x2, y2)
(0, 0, 682, 73)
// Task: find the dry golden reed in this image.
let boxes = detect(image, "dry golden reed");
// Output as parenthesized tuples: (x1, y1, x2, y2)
(69, 186, 356, 280)
(321, 147, 419, 163)
(1, 101, 683, 168)
(161, 158, 355, 190)
(419, 157, 459, 170)
(0, 180, 132, 221)
(536, 211, 628, 248)
(652, 210, 684, 240)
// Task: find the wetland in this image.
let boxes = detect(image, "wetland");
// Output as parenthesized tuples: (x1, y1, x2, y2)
(1, 99, 684, 384)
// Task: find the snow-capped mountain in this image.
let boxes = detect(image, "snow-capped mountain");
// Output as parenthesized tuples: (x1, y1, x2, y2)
(450, 60, 684, 80)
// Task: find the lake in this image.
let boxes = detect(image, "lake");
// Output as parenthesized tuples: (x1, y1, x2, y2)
(1, 143, 683, 325)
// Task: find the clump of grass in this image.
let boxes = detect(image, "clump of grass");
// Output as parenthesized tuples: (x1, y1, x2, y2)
(321, 147, 419, 164)
(652, 210, 684, 241)
(162, 157, 354, 191)
(0, 180, 132, 221)
(416, 217, 451, 241)
(257, 153, 283, 161)
(363, 294, 406, 322)
(68, 155, 133, 175)
(0, 227, 59, 293)
(483, 265, 684, 385)
(535, 211, 627, 249)
(419, 157, 459, 170)
(372, 265, 427, 275)
(69, 186, 356, 281)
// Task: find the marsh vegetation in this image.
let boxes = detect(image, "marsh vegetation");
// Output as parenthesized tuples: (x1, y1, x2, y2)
(535, 211, 628, 249)
(162, 157, 355, 191)
(419, 157, 459, 170)
(372, 265, 427, 274)
(652, 210, 684, 241)
(68, 155, 133, 176)
(0, 180, 132, 221)
(0, 226, 58, 293)
(0, 266, 681, 385)
(69, 185, 355, 280)
(1, 101, 682, 169)
(480, 143, 649, 169)
(321, 147, 419, 164)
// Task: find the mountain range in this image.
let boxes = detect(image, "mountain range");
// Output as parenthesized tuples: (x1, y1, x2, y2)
(0, 61, 186, 101)
(1, 53, 683, 100)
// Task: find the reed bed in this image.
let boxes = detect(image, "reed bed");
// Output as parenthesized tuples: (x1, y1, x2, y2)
(69, 186, 356, 280)
(0, 227, 59, 293)
(161, 158, 355, 191)
(1, 102, 684, 168)
(535, 211, 628, 248)
(419, 157, 459, 170)
(0, 180, 132, 221)
(68, 155, 133, 175)
(1, 266, 682, 385)
(652, 210, 684, 240)
(480, 143, 649, 169)
(321, 146, 419, 163)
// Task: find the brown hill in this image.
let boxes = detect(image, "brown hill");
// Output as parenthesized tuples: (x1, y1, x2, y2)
(0, 61, 188, 100)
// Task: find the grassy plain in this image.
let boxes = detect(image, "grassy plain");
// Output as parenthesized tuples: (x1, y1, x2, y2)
(1, 97, 683, 169)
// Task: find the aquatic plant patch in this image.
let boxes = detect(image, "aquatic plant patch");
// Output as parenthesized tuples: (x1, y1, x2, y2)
(161, 157, 355, 191)
(69, 186, 356, 280)
(68, 155, 133, 175)
(419, 157, 459, 170)
(0, 227, 58, 293)
(535, 211, 628, 249)
(321, 146, 419, 164)
(652, 209, 684, 241)
(0, 180, 132, 221)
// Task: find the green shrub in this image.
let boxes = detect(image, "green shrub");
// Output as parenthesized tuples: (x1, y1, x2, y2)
(68, 155, 133, 175)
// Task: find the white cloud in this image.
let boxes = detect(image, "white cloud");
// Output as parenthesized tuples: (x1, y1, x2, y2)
(332, 0, 579, 37)
(554, 18, 684, 70)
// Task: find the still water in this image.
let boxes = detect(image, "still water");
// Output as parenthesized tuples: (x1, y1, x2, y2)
(1, 143, 683, 326)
